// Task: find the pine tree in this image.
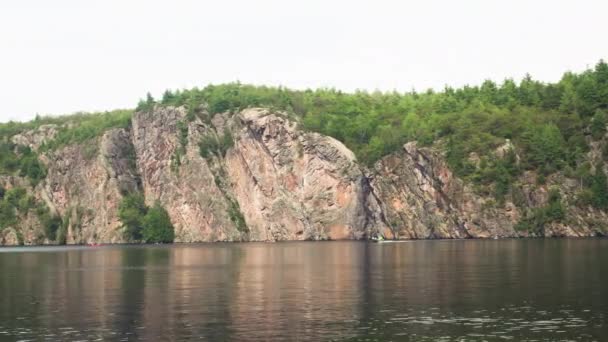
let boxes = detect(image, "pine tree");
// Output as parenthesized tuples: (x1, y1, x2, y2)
(591, 164, 608, 209)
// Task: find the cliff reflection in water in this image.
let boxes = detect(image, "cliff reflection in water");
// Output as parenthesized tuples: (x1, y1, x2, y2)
(0, 240, 606, 341)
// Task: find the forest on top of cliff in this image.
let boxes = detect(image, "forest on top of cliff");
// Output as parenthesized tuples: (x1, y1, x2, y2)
(142, 60, 608, 208)
(2, 60, 608, 209)
(142, 60, 608, 171)
(1, 60, 608, 244)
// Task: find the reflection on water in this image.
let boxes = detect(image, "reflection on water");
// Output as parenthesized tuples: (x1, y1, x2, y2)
(0, 239, 607, 341)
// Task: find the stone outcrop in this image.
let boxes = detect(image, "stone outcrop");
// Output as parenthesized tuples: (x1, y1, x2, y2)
(371, 142, 518, 239)
(225, 108, 383, 241)
(371, 142, 605, 238)
(131, 107, 242, 242)
(1, 106, 605, 245)
(11, 124, 58, 150)
(130, 107, 383, 242)
(41, 128, 139, 244)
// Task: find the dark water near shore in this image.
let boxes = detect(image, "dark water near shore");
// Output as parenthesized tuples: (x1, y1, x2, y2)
(0, 239, 607, 341)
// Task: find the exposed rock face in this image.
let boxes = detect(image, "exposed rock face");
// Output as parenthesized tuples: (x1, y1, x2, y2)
(226, 109, 382, 241)
(0, 228, 20, 245)
(11, 124, 58, 150)
(0, 176, 43, 245)
(539, 172, 608, 237)
(130, 107, 382, 242)
(42, 128, 140, 244)
(372, 142, 605, 239)
(0, 128, 139, 245)
(2, 107, 605, 245)
(371, 142, 517, 239)
(131, 107, 241, 242)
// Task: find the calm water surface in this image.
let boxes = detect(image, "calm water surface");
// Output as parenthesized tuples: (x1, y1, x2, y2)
(0, 239, 606, 341)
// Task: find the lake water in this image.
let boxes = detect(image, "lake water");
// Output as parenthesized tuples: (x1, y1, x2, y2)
(0, 239, 606, 341)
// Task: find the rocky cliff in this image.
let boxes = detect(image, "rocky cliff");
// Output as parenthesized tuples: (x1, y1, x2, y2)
(0, 106, 605, 245)
(371, 142, 606, 239)
(130, 107, 383, 242)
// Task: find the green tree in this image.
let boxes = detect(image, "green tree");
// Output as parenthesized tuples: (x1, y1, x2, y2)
(161, 90, 175, 105)
(40, 212, 62, 242)
(559, 78, 579, 114)
(401, 112, 432, 144)
(545, 188, 565, 221)
(142, 201, 175, 243)
(590, 110, 607, 139)
(515, 188, 564, 235)
(136, 92, 156, 112)
(575, 72, 600, 117)
(18, 151, 46, 186)
(591, 164, 608, 209)
(595, 59, 608, 108)
(518, 74, 541, 106)
(119, 193, 147, 241)
(496, 79, 518, 107)
(480, 80, 498, 104)
(494, 164, 511, 203)
(523, 124, 566, 172)
(540, 84, 563, 110)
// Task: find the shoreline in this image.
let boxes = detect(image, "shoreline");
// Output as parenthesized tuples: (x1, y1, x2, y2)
(0, 235, 606, 250)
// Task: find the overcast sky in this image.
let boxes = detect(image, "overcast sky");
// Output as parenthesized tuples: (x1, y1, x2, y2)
(1, 0, 607, 122)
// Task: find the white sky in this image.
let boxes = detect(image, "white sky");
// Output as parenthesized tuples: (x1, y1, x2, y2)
(1, 0, 607, 122)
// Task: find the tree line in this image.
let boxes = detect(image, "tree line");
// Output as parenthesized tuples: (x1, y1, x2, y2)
(138, 60, 608, 210)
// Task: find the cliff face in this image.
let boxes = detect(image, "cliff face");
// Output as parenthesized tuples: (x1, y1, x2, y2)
(130, 107, 382, 242)
(1, 127, 139, 245)
(0, 175, 42, 245)
(225, 108, 383, 241)
(42, 128, 139, 244)
(372, 142, 606, 239)
(1, 107, 605, 245)
(371, 142, 515, 239)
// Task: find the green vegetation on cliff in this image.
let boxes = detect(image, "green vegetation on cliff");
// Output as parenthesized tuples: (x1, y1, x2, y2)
(118, 193, 147, 241)
(141, 59, 608, 209)
(145, 60, 607, 164)
(0, 186, 65, 244)
(515, 188, 566, 236)
(0, 110, 132, 144)
(197, 129, 248, 235)
(40, 109, 132, 151)
(0, 110, 133, 243)
(141, 202, 175, 243)
(1, 60, 608, 241)
(198, 129, 234, 159)
(0, 187, 32, 229)
(0, 143, 46, 185)
(36, 205, 66, 244)
(118, 193, 175, 243)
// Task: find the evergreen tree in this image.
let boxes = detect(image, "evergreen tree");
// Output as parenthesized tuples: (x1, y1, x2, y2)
(591, 164, 608, 209)
(518, 74, 541, 106)
(595, 59, 608, 108)
(142, 201, 175, 243)
(524, 124, 565, 172)
(590, 110, 607, 139)
(119, 193, 147, 241)
(146, 92, 155, 105)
